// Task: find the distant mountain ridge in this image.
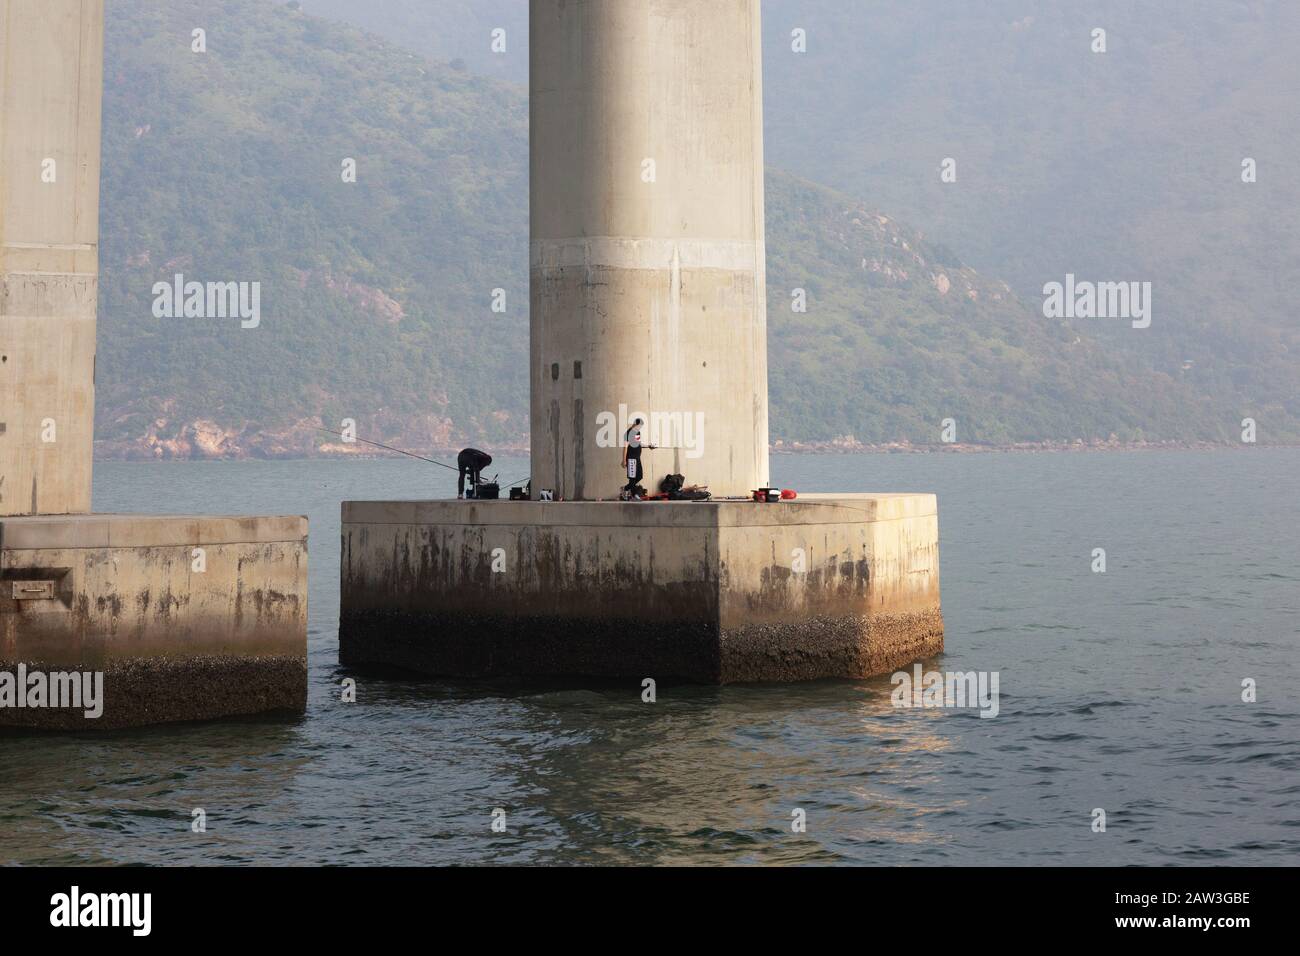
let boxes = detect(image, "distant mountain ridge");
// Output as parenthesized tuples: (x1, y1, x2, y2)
(91, 0, 1296, 460)
(295, 0, 1300, 442)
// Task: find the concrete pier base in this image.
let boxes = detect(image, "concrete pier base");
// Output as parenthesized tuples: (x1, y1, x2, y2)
(0, 514, 307, 729)
(340, 495, 941, 684)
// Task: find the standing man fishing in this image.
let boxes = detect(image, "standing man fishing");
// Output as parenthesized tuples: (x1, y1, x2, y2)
(457, 447, 493, 499)
(621, 419, 657, 500)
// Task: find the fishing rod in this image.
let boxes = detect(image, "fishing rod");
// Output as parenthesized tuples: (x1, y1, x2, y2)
(316, 427, 533, 488)
(315, 427, 459, 472)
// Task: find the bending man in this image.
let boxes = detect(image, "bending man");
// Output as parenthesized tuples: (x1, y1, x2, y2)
(457, 447, 493, 499)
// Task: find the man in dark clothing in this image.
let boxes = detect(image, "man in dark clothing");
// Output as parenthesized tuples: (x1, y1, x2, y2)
(621, 419, 655, 499)
(457, 447, 493, 499)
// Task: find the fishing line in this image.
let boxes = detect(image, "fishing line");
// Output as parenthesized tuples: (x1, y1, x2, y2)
(316, 428, 533, 488)
(315, 427, 459, 471)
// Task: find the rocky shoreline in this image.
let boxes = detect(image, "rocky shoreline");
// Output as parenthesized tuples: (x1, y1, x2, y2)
(92, 429, 1279, 462)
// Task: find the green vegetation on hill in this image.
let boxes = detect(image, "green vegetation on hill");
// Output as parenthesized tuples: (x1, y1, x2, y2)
(765, 170, 1228, 443)
(101, 0, 529, 454)
(762, 0, 1300, 437)
(298, 0, 528, 83)
(94, 0, 1294, 458)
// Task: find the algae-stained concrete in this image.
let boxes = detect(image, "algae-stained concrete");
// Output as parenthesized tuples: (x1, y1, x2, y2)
(0, 514, 308, 729)
(0, 1, 311, 730)
(346, 2, 947, 684)
(339, 495, 942, 683)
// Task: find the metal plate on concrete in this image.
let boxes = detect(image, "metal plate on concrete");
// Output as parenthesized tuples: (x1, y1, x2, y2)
(10, 579, 56, 600)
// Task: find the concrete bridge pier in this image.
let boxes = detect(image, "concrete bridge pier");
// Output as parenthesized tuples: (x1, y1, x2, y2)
(530, 0, 770, 502)
(339, 0, 943, 684)
(0, 0, 307, 729)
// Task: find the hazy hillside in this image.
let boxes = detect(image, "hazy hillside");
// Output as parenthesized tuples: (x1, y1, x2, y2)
(764, 169, 1225, 445)
(100, 0, 530, 455)
(288, 0, 1300, 442)
(760, 0, 1300, 428)
(93, 0, 1291, 458)
(297, 0, 528, 83)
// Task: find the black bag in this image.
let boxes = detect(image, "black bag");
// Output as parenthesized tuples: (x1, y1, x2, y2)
(671, 489, 712, 501)
(474, 482, 500, 500)
(659, 474, 685, 494)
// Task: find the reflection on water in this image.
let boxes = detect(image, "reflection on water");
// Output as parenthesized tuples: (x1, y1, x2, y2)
(1, 450, 1296, 865)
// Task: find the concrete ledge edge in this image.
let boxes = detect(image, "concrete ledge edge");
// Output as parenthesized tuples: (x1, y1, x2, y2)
(0, 514, 309, 550)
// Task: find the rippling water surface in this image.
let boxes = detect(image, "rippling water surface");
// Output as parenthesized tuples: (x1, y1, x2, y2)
(2, 449, 1296, 865)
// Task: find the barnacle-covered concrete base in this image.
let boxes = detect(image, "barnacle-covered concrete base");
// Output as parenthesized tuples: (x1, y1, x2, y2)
(339, 495, 941, 684)
(0, 514, 307, 729)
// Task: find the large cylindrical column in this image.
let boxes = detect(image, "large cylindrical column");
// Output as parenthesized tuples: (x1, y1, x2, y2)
(530, 0, 770, 500)
(0, 0, 102, 515)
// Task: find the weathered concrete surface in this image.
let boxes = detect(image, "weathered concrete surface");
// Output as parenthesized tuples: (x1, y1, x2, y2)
(530, 0, 770, 500)
(348, 4, 948, 685)
(0, 0, 103, 516)
(339, 495, 941, 683)
(1, 514, 308, 729)
(0, 2, 311, 730)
